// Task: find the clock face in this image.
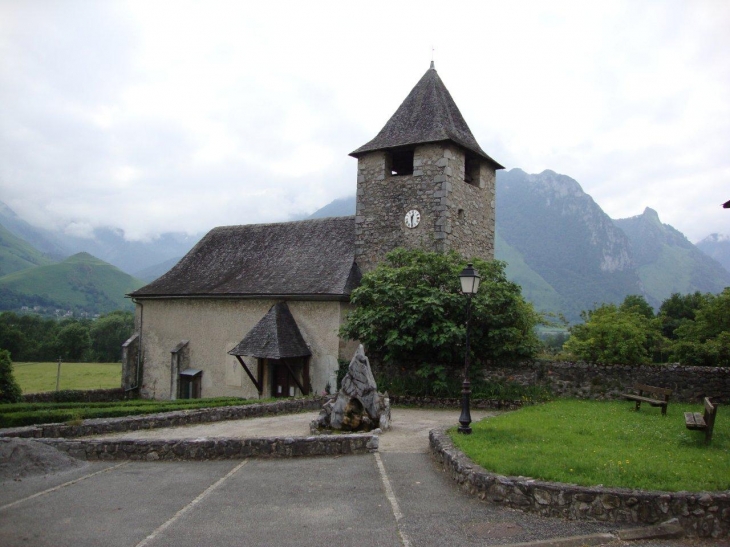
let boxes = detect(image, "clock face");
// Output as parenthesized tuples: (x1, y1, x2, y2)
(404, 209, 421, 228)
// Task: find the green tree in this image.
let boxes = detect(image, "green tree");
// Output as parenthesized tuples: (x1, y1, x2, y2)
(620, 294, 655, 319)
(0, 349, 22, 403)
(564, 303, 662, 365)
(55, 321, 91, 360)
(340, 249, 541, 370)
(657, 291, 707, 340)
(671, 288, 730, 366)
(90, 311, 134, 362)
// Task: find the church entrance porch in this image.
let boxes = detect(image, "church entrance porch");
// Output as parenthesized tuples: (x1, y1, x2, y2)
(270, 357, 310, 398)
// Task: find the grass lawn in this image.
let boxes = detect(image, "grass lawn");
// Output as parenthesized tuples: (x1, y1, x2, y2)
(450, 399, 729, 492)
(11, 362, 122, 393)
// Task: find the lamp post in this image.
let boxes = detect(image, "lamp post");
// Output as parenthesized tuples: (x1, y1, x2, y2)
(458, 263, 481, 434)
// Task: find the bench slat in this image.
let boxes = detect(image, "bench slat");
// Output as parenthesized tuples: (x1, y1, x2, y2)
(685, 412, 706, 429)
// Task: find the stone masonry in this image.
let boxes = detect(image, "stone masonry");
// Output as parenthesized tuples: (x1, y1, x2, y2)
(354, 142, 496, 272)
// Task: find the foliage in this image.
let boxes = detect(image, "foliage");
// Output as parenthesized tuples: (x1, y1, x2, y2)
(563, 302, 663, 364)
(620, 294, 654, 319)
(657, 291, 707, 340)
(0, 311, 134, 362)
(0, 397, 271, 428)
(12, 362, 122, 393)
(671, 288, 730, 367)
(450, 399, 730, 492)
(341, 249, 541, 371)
(0, 349, 22, 403)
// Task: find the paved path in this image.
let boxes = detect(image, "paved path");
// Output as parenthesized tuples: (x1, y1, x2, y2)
(1, 409, 724, 546)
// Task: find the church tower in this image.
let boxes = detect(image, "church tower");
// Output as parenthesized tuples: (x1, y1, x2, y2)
(350, 63, 504, 272)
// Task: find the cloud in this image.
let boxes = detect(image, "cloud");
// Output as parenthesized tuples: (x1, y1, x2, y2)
(0, 0, 728, 244)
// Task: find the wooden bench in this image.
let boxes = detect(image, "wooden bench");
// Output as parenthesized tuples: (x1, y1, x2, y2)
(623, 383, 672, 415)
(685, 397, 718, 444)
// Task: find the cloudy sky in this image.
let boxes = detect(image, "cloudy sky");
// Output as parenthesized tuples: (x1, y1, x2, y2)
(1, 0, 728, 243)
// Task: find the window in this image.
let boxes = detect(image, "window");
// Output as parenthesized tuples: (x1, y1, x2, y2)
(464, 155, 480, 186)
(388, 149, 414, 176)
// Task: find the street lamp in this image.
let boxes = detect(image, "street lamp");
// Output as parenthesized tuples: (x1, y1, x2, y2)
(458, 263, 481, 434)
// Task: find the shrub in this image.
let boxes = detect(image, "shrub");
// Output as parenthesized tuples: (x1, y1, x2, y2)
(0, 349, 22, 403)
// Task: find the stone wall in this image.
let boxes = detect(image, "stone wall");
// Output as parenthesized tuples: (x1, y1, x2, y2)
(481, 361, 730, 403)
(38, 434, 377, 461)
(389, 395, 522, 410)
(430, 429, 730, 539)
(0, 397, 327, 439)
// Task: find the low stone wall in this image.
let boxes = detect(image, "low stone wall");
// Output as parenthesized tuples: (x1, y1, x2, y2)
(429, 429, 730, 539)
(22, 388, 127, 404)
(481, 362, 730, 403)
(389, 395, 523, 410)
(0, 397, 327, 439)
(38, 434, 377, 461)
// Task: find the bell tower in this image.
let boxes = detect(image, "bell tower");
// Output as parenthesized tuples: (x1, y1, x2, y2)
(350, 63, 504, 272)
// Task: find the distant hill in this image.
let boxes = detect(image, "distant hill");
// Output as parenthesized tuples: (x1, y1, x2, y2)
(308, 197, 357, 219)
(696, 233, 730, 274)
(0, 252, 145, 314)
(0, 223, 55, 277)
(0, 200, 201, 275)
(133, 256, 183, 282)
(614, 209, 730, 304)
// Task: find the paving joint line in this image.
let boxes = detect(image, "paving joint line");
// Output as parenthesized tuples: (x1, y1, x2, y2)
(134, 459, 249, 547)
(374, 452, 413, 547)
(0, 461, 129, 512)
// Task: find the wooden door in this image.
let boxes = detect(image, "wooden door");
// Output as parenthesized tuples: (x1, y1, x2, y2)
(272, 364, 291, 398)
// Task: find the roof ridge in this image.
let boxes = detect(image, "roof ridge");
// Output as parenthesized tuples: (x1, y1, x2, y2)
(211, 215, 355, 232)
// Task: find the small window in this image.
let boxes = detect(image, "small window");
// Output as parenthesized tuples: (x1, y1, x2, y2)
(458, 209, 465, 220)
(464, 155, 480, 185)
(389, 149, 414, 176)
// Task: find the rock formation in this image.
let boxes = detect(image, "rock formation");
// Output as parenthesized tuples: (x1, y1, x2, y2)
(312, 345, 390, 433)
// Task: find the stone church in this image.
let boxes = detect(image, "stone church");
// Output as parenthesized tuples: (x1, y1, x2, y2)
(122, 63, 503, 400)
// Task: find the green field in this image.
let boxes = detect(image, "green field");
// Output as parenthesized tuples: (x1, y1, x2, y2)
(451, 399, 729, 492)
(12, 362, 122, 393)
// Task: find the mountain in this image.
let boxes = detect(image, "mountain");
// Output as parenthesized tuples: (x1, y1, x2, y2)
(0, 201, 68, 259)
(309, 196, 357, 219)
(496, 169, 643, 320)
(133, 256, 183, 282)
(0, 252, 145, 314)
(613, 210, 730, 304)
(696, 233, 730, 274)
(0, 200, 201, 274)
(0, 223, 55, 277)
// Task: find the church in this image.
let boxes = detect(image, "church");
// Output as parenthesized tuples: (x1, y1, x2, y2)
(122, 63, 503, 400)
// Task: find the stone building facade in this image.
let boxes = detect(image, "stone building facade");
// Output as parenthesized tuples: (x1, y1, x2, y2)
(123, 63, 502, 400)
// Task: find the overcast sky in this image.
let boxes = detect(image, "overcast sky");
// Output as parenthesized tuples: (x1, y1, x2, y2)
(1, 0, 728, 243)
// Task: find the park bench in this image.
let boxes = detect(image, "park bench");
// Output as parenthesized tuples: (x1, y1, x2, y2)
(685, 397, 718, 444)
(622, 383, 672, 415)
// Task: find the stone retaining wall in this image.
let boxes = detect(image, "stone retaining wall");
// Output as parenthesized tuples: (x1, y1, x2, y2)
(0, 397, 327, 439)
(389, 395, 523, 410)
(429, 428, 730, 539)
(38, 434, 377, 461)
(482, 362, 730, 403)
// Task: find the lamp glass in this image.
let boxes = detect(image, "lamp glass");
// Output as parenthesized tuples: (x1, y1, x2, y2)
(459, 263, 481, 295)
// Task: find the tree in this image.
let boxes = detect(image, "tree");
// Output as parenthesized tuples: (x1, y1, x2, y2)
(671, 288, 730, 367)
(0, 349, 22, 403)
(55, 322, 91, 361)
(340, 249, 541, 370)
(620, 294, 655, 319)
(657, 291, 707, 340)
(90, 311, 134, 362)
(563, 303, 663, 365)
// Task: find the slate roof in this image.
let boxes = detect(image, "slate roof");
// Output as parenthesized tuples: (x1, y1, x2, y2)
(350, 63, 504, 169)
(130, 216, 360, 299)
(228, 302, 311, 359)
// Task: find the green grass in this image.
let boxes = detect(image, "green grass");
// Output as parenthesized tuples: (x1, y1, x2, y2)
(450, 399, 730, 492)
(12, 362, 122, 393)
(0, 397, 278, 428)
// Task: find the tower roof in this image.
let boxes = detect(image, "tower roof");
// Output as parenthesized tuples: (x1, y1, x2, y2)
(350, 64, 503, 168)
